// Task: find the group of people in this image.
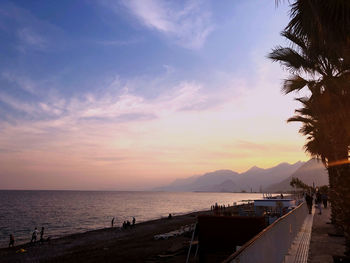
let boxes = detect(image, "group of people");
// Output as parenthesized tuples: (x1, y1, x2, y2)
(30, 227, 45, 243)
(305, 190, 328, 215)
(8, 226, 46, 248)
(122, 217, 136, 229)
(111, 217, 136, 229)
(211, 203, 228, 211)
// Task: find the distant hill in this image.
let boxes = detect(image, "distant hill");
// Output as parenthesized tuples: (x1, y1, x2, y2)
(153, 170, 239, 192)
(266, 159, 328, 192)
(154, 161, 305, 192)
(234, 161, 304, 192)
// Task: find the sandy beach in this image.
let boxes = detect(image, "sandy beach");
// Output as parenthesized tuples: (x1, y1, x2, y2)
(0, 210, 212, 263)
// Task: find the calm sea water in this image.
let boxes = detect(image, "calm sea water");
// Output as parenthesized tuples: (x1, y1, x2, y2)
(0, 191, 262, 247)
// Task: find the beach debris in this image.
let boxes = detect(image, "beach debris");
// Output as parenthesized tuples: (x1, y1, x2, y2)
(158, 253, 177, 258)
(154, 225, 194, 240)
(16, 248, 27, 253)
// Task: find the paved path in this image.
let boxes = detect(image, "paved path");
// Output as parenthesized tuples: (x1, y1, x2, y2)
(308, 206, 346, 263)
(284, 204, 347, 263)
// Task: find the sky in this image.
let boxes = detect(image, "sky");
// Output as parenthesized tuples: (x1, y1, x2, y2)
(0, 0, 309, 190)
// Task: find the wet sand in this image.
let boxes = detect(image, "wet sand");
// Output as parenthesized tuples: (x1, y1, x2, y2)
(0, 211, 209, 263)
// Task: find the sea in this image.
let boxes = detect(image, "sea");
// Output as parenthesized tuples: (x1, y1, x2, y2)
(0, 190, 262, 248)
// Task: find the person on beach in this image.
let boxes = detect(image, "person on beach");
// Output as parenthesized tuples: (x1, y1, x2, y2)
(305, 192, 313, 214)
(9, 234, 14, 248)
(111, 217, 115, 228)
(31, 227, 39, 243)
(132, 217, 135, 226)
(40, 227, 44, 242)
(316, 191, 322, 215)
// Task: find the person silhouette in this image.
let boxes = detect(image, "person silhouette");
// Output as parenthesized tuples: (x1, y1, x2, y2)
(31, 227, 39, 243)
(40, 227, 45, 242)
(9, 234, 14, 248)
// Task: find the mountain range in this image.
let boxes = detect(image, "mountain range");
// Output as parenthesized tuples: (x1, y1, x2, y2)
(154, 159, 328, 193)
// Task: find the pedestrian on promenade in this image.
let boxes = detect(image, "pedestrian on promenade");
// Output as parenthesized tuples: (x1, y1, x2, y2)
(132, 217, 135, 226)
(111, 217, 115, 228)
(322, 193, 328, 208)
(305, 192, 313, 214)
(316, 191, 322, 215)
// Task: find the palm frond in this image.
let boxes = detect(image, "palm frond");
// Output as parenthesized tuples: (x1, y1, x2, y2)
(281, 31, 308, 51)
(287, 116, 312, 124)
(283, 75, 308, 94)
(268, 47, 314, 72)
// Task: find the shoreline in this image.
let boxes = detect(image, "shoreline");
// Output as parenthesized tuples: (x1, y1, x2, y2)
(0, 208, 209, 249)
(0, 209, 212, 262)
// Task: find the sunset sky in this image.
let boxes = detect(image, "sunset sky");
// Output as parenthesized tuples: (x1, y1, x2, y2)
(0, 0, 308, 190)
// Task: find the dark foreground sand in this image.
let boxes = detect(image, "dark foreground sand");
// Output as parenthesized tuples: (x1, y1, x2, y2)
(0, 211, 210, 263)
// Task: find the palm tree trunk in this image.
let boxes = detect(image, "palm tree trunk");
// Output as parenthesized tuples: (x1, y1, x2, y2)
(328, 166, 341, 226)
(336, 163, 350, 255)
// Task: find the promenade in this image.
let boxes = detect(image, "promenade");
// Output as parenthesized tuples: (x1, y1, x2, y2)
(308, 206, 346, 263)
(285, 205, 346, 263)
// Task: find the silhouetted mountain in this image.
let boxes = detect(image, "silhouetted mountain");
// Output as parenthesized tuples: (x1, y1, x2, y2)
(189, 170, 240, 191)
(236, 161, 304, 192)
(266, 159, 328, 192)
(153, 170, 239, 192)
(195, 179, 238, 193)
(160, 174, 201, 191)
(154, 161, 305, 192)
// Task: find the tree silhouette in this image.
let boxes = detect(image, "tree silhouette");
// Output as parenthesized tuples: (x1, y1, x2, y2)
(270, 1, 350, 253)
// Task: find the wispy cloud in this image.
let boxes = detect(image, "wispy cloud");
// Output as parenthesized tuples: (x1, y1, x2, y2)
(69, 81, 207, 121)
(0, 71, 209, 128)
(96, 37, 143, 46)
(0, 92, 37, 113)
(2, 72, 37, 94)
(110, 0, 214, 49)
(0, 1, 65, 52)
(17, 27, 47, 50)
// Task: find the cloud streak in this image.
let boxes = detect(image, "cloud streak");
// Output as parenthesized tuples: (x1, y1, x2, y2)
(0, 1, 65, 52)
(17, 27, 47, 50)
(118, 0, 213, 49)
(96, 37, 143, 46)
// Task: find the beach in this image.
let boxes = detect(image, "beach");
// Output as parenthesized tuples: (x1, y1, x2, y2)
(0, 210, 211, 263)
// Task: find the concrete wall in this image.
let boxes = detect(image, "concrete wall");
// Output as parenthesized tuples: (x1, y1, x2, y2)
(224, 202, 308, 263)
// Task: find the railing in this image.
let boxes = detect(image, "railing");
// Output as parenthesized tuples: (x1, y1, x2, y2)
(223, 202, 308, 263)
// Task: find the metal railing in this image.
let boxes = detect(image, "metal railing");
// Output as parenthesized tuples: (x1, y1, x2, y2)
(223, 202, 308, 263)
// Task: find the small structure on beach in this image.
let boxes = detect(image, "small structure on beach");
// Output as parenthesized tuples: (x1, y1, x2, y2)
(254, 198, 296, 224)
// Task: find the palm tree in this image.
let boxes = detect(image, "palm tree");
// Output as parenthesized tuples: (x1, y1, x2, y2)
(271, 0, 350, 253)
(287, 97, 343, 227)
(269, 28, 350, 252)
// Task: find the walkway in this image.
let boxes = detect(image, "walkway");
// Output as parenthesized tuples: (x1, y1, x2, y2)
(308, 206, 346, 263)
(284, 207, 314, 263)
(285, 205, 346, 263)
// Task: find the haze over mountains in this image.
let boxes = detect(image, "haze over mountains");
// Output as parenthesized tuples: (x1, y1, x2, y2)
(155, 159, 328, 193)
